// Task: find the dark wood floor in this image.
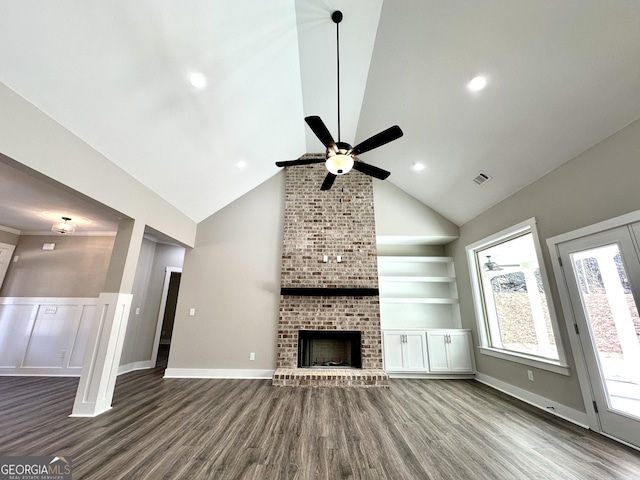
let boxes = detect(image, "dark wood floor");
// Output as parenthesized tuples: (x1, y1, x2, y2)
(1, 365, 639, 480)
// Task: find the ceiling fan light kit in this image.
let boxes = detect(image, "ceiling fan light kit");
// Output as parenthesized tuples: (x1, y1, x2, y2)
(325, 152, 354, 175)
(275, 11, 403, 191)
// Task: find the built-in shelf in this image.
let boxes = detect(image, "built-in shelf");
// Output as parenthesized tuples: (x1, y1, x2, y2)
(381, 276, 456, 283)
(378, 256, 453, 263)
(378, 255, 461, 330)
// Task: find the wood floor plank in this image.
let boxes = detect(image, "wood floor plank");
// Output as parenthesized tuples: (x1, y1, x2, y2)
(1, 367, 639, 479)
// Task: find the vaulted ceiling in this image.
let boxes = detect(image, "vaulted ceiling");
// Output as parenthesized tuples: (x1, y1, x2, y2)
(1, 0, 640, 234)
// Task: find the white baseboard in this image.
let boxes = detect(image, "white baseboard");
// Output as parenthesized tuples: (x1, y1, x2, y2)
(163, 368, 275, 379)
(475, 372, 589, 428)
(69, 405, 112, 418)
(388, 373, 475, 379)
(0, 367, 81, 377)
(118, 360, 155, 375)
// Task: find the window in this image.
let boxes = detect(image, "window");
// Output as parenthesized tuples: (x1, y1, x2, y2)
(466, 219, 568, 373)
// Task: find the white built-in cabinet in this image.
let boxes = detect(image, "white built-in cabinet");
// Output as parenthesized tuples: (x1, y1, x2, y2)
(378, 255, 474, 376)
(425, 330, 474, 373)
(382, 329, 473, 375)
(382, 331, 427, 371)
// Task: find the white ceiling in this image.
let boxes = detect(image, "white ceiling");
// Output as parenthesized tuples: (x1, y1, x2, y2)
(1, 0, 640, 234)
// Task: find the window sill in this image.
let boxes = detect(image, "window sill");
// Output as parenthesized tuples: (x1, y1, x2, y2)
(479, 347, 570, 376)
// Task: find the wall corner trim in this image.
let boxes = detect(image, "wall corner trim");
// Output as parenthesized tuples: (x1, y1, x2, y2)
(474, 372, 590, 428)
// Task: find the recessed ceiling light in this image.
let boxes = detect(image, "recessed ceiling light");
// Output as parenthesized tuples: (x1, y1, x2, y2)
(467, 75, 488, 92)
(412, 162, 425, 172)
(236, 160, 247, 169)
(188, 72, 207, 89)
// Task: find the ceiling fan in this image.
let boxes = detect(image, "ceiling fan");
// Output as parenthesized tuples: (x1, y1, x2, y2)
(275, 10, 403, 191)
(483, 256, 520, 272)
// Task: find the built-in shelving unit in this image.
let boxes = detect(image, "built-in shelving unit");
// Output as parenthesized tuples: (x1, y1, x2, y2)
(377, 256, 461, 330)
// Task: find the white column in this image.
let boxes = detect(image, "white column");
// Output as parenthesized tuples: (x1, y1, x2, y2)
(70, 218, 144, 417)
(70, 293, 133, 417)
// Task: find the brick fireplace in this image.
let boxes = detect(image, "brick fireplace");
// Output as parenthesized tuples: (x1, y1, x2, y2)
(272, 155, 389, 387)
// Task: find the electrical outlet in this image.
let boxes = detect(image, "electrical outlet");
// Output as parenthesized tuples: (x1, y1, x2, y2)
(189, 308, 196, 316)
(60, 350, 66, 360)
(527, 370, 534, 381)
(250, 352, 256, 361)
(135, 307, 140, 315)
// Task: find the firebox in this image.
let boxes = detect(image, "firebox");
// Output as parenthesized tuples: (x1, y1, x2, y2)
(297, 330, 362, 368)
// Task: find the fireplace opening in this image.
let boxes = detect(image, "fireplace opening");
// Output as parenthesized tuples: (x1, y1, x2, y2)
(298, 330, 362, 368)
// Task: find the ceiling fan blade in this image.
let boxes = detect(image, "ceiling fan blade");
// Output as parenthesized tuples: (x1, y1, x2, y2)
(353, 161, 391, 180)
(320, 172, 337, 190)
(275, 158, 325, 167)
(350, 125, 403, 156)
(305, 116, 336, 149)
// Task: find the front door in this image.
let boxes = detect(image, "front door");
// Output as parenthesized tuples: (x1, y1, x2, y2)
(558, 225, 640, 448)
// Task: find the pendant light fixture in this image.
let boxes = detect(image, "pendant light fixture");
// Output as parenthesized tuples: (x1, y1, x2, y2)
(52, 216, 76, 235)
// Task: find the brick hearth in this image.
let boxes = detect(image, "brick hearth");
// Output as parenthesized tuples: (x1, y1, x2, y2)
(272, 368, 389, 387)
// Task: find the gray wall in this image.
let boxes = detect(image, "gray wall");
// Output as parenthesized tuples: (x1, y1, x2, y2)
(120, 240, 185, 367)
(0, 235, 114, 297)
(446, 116, 640, 412)
(168, 173, 285, 371)
(374, 180, 459, 241)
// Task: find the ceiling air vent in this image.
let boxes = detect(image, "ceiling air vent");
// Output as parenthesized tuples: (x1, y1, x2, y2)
(473, 171, 492, 186)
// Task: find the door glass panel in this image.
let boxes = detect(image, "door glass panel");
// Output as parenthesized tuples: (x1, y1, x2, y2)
(570, 244, 640, 419)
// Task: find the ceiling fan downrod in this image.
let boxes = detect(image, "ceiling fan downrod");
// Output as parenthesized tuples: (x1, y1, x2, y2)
(332, 10, 343, 143)
(274, 10, 402, 191)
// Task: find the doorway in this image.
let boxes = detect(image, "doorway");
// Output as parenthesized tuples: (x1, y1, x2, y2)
(152, 268, 181, 368)
(555, 225, 640, 448)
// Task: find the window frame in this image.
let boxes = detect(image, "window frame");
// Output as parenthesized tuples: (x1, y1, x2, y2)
(466, 218, 570, 375)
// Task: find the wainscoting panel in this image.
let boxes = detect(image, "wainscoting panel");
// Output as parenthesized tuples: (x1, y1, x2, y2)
(0, 297, 97, 376)
(0, 304, 33, 369)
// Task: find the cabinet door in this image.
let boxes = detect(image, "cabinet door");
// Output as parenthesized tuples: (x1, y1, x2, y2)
(426, 331, 450, 372)
(404, 332, 427, 371)
(448, 331, 473, 373)
(383, 332, 405, 371)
